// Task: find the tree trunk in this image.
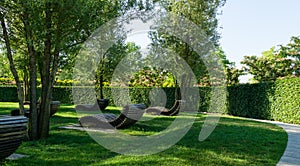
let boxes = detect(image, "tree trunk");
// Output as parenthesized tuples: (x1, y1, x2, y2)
(0, 13, 25, 115)
(49, 4, 62, 106)
(29, 53, 38, 140)
(22, 10, 39, 140)
(38, 2, 52, 139)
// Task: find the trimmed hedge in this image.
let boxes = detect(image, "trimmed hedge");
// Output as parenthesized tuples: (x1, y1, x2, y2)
(0, 86, 210, 110)
(102, 87, 176, 108)
(227, 83, 273, 119)
(0, 86, 19, 102)
(52, 86, 73, 104)
(227, 77, 300, 124)
(269, 78, 300, 124)
(1, 77, 299, 124)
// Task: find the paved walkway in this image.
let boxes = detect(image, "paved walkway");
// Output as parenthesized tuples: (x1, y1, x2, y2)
(6, 153, 29, 160)
(250, 119, 300, 166)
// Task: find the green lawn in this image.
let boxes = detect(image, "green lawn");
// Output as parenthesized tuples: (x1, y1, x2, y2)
(0, 102, 287, 166)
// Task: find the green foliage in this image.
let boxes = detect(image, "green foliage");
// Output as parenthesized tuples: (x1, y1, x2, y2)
(55, 79, 74, 86)
(216, 47, 244, 86)
(227, 77, 300, 124)
(0, 77, 14, 85)
(225, 66, 244, 86)
(270, 78, 300, 123)
(1, 78, 299, 124)
(167, 0, 226, 45)
(51, 87, 73, 104)
(198, 86, 211, 112)
(0, 86, 205, 110)
(0, 86, 18, 102)
(242, 36, 300, 83)
(279, 36, 300, 76)
(130, 67, 175, 87)
(279, 36, 300, 61)
(241, 54, 296, 82)
(0, 53, 12, 78)
(227, 83, 273, 119)
(149, 0, 226, 85)
(96, 87, 177, 108)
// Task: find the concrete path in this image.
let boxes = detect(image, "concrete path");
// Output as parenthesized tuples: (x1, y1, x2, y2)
(250, 119, 300, 166)
(6, 153, 29, 160)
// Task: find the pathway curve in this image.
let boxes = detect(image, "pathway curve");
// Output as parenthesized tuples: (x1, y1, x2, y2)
(250, 119, 300, 166)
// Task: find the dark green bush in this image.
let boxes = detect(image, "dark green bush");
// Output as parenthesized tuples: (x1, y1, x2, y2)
(227, 83, 274, 119)
(97, 87, 176, 108)
(227, 77, 300, 124)
(52, 86, 73, 103)
(0, 86, 19, 102)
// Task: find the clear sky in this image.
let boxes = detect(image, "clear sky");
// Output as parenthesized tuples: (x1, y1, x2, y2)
(219, 0, 300, 69)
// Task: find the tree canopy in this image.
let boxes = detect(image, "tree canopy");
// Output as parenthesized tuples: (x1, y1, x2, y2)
(0, 0, 151, 140)
(149, 0, 227, 86)
(241, 36, 300, 83)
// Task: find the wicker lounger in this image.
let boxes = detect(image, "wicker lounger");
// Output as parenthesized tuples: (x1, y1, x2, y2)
(79, 104, 146, 129)
(0, 115, 27, 160)
(75, 99, 109, 111)
(146, 100, 183, 116)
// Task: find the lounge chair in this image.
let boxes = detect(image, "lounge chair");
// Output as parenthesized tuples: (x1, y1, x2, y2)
(79, 104, 146, 129)
(146, 100, 183, 116)
(75, 99, 109, 111)
(20, 100, 60, 117)
(0, 115, 27, 160)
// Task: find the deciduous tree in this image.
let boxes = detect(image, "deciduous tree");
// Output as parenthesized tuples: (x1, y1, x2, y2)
(150, 0, 226, 87)
(0, 0, 145, 140)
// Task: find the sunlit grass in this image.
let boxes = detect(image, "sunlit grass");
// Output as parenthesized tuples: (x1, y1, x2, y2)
(0, 102, 287, 166)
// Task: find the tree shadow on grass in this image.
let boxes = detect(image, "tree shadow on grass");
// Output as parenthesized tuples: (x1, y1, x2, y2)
(2, 114, 287, 166)
(171, 116, 287, 165)
(2, 123, 119, 165)
(126, 116, 175, 133)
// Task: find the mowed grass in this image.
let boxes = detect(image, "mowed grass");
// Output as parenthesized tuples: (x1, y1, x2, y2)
(0, 102, 287, 166)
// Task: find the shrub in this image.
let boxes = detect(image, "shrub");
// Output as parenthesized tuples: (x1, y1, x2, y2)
(0, 86, 18, 102)
(0, 77, 14, 85)
(269, 78, 300, 123)
(227, 77, 300, 124)
(52, 86, 73, 103)
(227, 83, 273, 119)
(96, 87, 176, 108)
(55, 79, 74, 86)
(1, 78, 299, 124)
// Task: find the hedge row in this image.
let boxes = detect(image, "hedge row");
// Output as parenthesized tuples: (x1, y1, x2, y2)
(0, 86, 19, 102)
(227, 77, 300, 124)
(269, 78, 300, 124)
(227, 83, 273, 119)
(0, 86, 212, 110)
(0, 77, 299, 123)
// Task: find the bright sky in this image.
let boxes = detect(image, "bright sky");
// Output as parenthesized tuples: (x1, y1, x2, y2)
(219, 0, 300, 69)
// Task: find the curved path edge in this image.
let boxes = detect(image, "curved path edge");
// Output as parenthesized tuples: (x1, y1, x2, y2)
(248, 118, 300, 166)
